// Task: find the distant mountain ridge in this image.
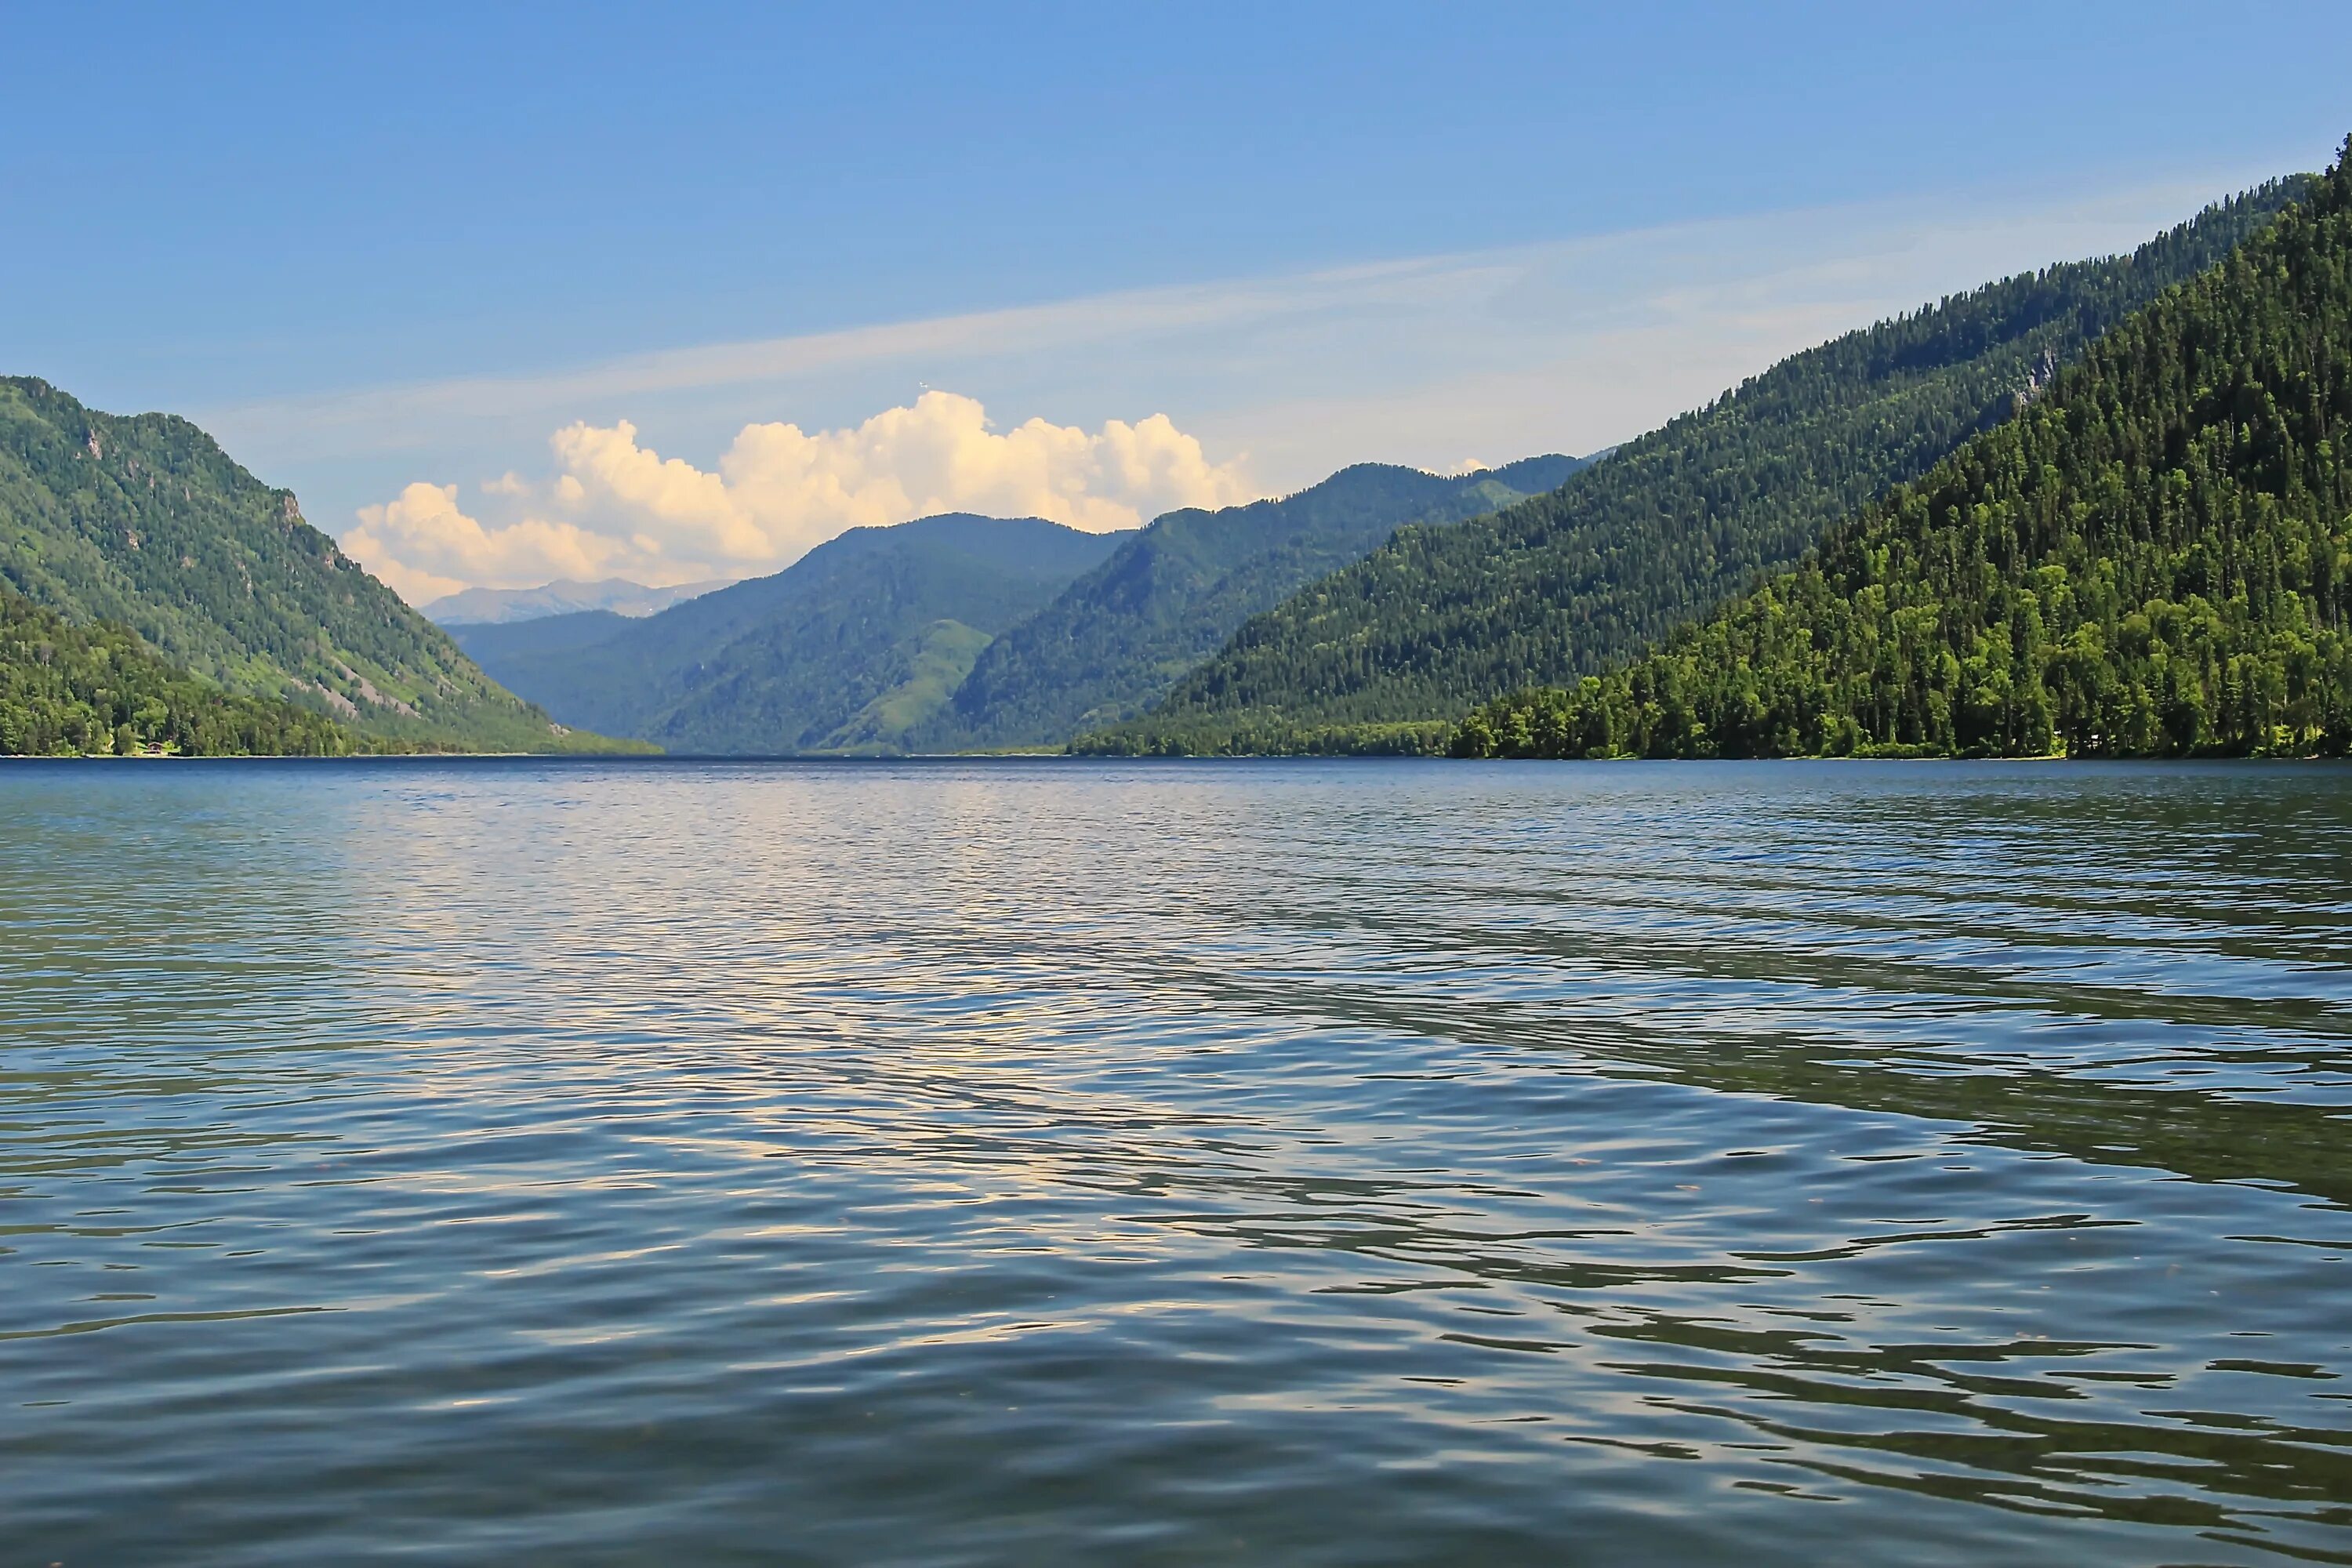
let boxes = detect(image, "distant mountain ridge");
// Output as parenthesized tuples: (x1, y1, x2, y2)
(1085, 176, 2314, 753)
(464, 514, 1132, 753)
(424, 576, 731, 626)
(447, 610, 639, 670)
(0, 377, 631, 751)
(913, 454, 1588, 750)
(467, 457, 1585, 754)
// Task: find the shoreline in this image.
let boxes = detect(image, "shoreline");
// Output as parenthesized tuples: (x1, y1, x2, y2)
(4, 750, 2344, 767)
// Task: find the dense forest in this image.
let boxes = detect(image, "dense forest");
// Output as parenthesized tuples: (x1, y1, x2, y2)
(0, 586, 360, 756)
(0, 379, 629, 752)
(916, 456, 1585, 751)
(1452, 142, 2352, 760)
(1083, 180, 2313, 755)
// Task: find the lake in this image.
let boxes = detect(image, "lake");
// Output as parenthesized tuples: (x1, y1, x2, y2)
(3, 758, 2349, 1566)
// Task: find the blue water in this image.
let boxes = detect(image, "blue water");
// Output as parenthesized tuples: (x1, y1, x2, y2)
(2, 758, 2349, 1565)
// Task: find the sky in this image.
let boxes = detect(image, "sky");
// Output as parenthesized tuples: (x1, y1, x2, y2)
(3, 2, 2348, 602)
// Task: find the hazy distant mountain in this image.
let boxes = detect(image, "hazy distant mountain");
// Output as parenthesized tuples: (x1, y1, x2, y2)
(913, 455, 1590, 750)
(445, 610, 637, 671)
(423, 577, 731, 626)
(465, 514, 1131, 753)
(0, 376, 630, 751)
(463, 462, 1590, 755)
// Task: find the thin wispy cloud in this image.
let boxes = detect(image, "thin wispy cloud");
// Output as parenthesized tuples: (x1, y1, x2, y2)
(206, 253, 1525, 455)
(200, 169, 2278, 595)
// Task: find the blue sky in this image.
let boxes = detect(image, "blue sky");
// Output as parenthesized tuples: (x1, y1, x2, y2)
(4, 3, 2348, 600)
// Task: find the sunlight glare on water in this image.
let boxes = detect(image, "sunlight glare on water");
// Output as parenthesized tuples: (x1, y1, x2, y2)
(2, 758, 2350, 1566)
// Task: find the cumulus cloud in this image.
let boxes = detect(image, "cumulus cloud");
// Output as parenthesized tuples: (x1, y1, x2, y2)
(343, 390, 1253, 598)
(347, 482, 633, 604)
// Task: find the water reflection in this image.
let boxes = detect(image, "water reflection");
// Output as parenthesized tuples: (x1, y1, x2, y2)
(1, 758, 2347, 1566)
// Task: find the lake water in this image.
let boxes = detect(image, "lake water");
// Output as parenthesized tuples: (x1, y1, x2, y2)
(3, 758, 2350, 1566)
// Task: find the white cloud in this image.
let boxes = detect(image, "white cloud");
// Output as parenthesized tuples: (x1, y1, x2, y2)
(342, 390, 1254, 595)
(347, 482, 633, 603)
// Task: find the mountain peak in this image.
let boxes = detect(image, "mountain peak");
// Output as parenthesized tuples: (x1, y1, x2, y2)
(423, 576, 733, 626)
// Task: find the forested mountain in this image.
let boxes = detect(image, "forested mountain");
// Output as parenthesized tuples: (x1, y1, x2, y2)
(1085, 178, 2312, 754)
(0, 378, 621, 751)
(1454, 142, 2352, 760)
(469, 514, 1130, 753)
(424, 576, 729, 625)
(917, 456, 1585, 750)
(447, 609, 637, 670)
(0, 585, 359, 756)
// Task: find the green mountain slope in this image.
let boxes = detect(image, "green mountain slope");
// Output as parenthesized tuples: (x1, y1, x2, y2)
(815, 619, 996, 753)
(0, 377, 630, 751)
(0, 585, 361, 756)
(448, 609, 637, 670)
(920, 455, 1587, 750)
(1454, 141, 2352, 760)
(470, 514, 1130, 753)
(1087, 178, 2311, 754)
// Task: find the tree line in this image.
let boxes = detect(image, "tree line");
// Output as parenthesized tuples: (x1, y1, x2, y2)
(0, 586, 361, 757)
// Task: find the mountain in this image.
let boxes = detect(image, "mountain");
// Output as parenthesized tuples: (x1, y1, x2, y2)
(0, 583, 361, 756)
(467, 514, 1131, 753)
(913, 455, 1589, 750)
(1454, 143, 2352, 760)
(423, 576, 731, 626)
(447, 610, 637, 670)
(0, 378, 634, 751)
(1083, 177, 2313, 754)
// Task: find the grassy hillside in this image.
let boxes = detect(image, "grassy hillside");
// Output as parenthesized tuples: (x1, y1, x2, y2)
(470, 514, 1130, 753)
(920, 456, 1587, 750)
(0, 377, 635, 752)
(817, 620, 996, 753)
(0, 585, 362, 756)
(1086, 178, 2312, 754)
(1454, 142, 2352, 760)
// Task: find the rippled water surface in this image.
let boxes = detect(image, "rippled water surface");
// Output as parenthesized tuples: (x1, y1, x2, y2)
(4, 758, 2351, 1566)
